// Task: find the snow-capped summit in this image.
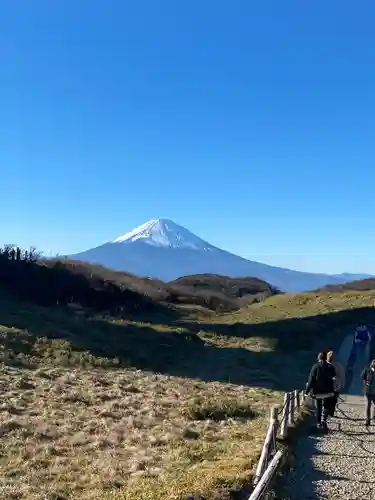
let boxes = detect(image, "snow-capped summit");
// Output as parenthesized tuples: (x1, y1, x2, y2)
(112, 218, 213, 251)
(69, 218, 372, 292)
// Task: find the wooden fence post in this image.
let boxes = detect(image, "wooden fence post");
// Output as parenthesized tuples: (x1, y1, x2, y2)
(280, 392, 290, 439)
(270, 405, 278, 425)
(248, 450, 284, 500)
(295, 389, 300, 411)
(253, 405, 278, 484)
(270, 405, 278, 443)
(289, 390, 295, 425)
(250, 389, 308, 498)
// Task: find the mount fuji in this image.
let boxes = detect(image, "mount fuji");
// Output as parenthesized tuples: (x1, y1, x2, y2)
(69, 219, 371, 292)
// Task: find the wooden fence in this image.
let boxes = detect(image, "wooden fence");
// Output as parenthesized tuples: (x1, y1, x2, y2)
(249, 389, 306, 500)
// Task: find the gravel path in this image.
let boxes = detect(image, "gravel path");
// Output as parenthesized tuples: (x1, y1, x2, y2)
(283, 336, 375, 499)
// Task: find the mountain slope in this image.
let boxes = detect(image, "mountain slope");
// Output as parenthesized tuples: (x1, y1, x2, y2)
(318, 277, 375, 293)
(332, 273, 374, 281)
(69, 219, 371, 292)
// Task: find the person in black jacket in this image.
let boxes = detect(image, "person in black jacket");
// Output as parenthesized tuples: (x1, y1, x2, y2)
(305, 352, 336, 429)
(361, 359, 375, 426)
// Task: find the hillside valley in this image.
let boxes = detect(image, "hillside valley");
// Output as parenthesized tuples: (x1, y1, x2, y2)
(1, 246, 375, 499)
(1, 248, 280, 314)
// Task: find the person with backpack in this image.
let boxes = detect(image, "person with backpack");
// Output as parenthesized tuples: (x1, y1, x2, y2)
(305, 351, 336, 429)
(326, 350, 345, 417)
(361, 359, 375, 426)
(354, 324, 371, 345)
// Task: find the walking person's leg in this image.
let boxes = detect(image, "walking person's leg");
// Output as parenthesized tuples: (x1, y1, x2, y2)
(322, 397, 330, 428)
(332, 391, 339, 416)
(325, 395, 334, 417)
(371, 395, 375, 422)
(365, 395, 371, 425)
(316, 397, 323, 426)
(330, 394, 337, 417)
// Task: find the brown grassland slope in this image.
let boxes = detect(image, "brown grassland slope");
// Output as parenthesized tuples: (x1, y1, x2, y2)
(2, 288, 375, 500)
(1, 250, 375, 500)
(47, 260, 280, 312)
(1, 251, 278, 314)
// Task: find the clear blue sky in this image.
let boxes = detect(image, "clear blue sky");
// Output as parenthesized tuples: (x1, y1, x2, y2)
(1, 1, 375, 273)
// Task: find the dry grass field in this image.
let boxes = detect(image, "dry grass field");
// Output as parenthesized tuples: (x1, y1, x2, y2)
(0, 363, 276, 500)
(1, 289, 375, 500)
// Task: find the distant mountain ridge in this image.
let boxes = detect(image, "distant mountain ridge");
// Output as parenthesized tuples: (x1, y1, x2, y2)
(331, 272, 374, 281)
(318, 277, 375, 293)
(69, 218, 372, 292)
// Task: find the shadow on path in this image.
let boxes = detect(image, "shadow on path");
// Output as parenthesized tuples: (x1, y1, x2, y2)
(345, 341, 370, 395)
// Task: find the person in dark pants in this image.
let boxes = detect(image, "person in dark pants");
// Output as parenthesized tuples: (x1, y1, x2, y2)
(326, 350, 345, 417)
(305, 352, 336, 429)
(361, 359, 375, 426)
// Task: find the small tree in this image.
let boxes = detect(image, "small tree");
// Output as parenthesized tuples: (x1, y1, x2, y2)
(0, 244, 15, 259)
(9, 247, 16, 260)
(27, 246, 41, 262)
(0, 244, 41, 262)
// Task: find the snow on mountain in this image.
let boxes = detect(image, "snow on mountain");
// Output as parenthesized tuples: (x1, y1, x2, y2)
(112, 218, 213, 251)
(69, 219, 372, 292)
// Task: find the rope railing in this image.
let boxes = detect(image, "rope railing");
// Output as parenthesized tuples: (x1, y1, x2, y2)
(249, 388, 306, 500)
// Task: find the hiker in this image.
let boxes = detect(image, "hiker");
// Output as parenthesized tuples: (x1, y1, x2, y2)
(326, 350, 345, 417)
(353, 323, 371, 346)
(305, 351, 336, 429)
(361, 359, 375, 426)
